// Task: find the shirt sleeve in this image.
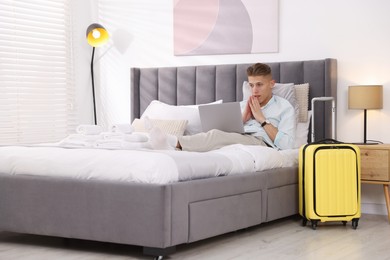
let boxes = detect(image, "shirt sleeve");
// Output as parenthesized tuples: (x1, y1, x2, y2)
(273, 102, 296, 150)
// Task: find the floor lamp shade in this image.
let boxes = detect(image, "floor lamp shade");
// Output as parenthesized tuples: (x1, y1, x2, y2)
(86, 23, 109, 125)
(86, 23, 109, 47)
(348, 85, 383, 143)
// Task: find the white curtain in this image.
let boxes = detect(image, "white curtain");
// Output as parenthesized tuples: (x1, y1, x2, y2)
(0, 0, 77, 145)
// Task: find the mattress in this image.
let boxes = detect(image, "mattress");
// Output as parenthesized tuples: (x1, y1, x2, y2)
(0, 144, 298, 184)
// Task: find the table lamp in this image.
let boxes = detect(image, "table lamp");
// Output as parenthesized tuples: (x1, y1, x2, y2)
(86, 23, 109, 125)
(348, 85, 383, 144)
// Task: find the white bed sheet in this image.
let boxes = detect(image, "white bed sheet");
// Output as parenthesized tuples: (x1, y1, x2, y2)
(0, 144, 298, 184)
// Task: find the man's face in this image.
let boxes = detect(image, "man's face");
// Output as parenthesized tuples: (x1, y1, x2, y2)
(248, 75, 275, 105)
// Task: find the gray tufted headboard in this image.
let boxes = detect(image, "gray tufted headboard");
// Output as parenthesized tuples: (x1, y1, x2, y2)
(131, 58, 337, 142)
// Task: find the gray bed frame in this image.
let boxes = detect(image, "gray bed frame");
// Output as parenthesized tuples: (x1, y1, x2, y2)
(0, 59, 336, 259)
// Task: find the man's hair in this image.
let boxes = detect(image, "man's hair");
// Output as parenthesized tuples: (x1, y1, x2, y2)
(246, 63, 272, 77)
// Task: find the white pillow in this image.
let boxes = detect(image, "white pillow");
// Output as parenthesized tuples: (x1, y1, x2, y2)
(294, 111, 312, 148)
(242, 81, 299, 124)
(273, 83, 299, 122)
(140, 100, 223, 135)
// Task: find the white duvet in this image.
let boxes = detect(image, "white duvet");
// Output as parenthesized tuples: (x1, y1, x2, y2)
(0, 144, 298, 184)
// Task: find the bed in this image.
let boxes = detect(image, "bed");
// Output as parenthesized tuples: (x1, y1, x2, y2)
(0, 58, 337, 259)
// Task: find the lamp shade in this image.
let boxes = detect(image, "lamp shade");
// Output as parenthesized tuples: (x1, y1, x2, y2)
(348, 85, 383, 110)
(86, 23, 109, 47)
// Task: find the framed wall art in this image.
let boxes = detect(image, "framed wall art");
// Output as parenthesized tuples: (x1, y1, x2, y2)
(174, 0, 279, 56)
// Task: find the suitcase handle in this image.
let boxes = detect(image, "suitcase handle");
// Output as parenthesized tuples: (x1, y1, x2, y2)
(311, 97, 336, 142)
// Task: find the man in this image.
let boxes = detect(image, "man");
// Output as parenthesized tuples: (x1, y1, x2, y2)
(150, 63, 296, 151)
(240, 62, 296, 150)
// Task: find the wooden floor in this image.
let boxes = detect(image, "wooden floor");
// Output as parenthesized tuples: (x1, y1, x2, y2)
(0, 214, 389, 259)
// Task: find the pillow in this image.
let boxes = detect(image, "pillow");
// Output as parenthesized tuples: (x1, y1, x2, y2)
(242, 81, 251, 101)
(242, 81, 299, 124)
(294, 83, 310, 122)
(140, 100, 223, 135)
(132, 118, 188, 137)
(273, 83, 299, 122)
(294, 111, 312, 148)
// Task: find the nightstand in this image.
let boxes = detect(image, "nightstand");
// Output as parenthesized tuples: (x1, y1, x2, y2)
(358, 144, 390, 222)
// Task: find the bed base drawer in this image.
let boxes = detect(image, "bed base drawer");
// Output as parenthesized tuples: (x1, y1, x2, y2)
(188, 190, 262, 242)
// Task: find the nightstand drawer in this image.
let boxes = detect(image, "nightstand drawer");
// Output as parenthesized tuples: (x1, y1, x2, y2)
(360, 149, 390, 181)
(358, 144, 390, 223)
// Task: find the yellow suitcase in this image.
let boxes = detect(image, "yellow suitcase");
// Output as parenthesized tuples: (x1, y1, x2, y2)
(299, 140, 361, 229)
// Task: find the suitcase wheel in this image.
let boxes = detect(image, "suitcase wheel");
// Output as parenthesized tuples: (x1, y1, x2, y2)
(352, 219, 359, 230)
(302, 218, 307, 227)
(311, 220, 318, 230)
(342, 221, 347, 226)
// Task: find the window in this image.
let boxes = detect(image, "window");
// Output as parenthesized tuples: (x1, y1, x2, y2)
(0, 0, 76, 145)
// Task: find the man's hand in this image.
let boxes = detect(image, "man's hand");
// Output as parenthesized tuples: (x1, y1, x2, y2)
(248, 96, 265, 123)
(242, 99, 253, 123)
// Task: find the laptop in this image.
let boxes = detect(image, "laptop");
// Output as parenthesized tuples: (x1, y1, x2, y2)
(198, 102, 256, 133)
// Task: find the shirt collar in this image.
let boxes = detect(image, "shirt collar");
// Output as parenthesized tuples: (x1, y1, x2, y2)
(261, 95, 275, 109)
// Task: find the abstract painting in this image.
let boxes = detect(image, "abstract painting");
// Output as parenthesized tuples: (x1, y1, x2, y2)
(174, 0, 279, 56)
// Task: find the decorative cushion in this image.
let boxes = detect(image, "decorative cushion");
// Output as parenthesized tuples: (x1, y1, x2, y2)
(294, 83, 310, 122)
(132, 118, 188, 137)
(140, 100, 223, 135)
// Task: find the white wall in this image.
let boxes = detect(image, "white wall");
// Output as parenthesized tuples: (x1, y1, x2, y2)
(75, 0, 390, 215)
(70, 0, 98, 125)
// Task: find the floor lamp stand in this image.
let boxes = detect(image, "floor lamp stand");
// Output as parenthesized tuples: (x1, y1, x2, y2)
(90, 47, 97, 125)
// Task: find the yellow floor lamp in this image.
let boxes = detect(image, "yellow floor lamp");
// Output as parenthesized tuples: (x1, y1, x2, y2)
(86, 23, 109, 125)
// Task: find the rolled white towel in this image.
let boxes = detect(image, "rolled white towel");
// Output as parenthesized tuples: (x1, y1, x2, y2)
(59, 137, 95, 148)
(100, 132, 124, 140)
(110, 124, 134, 134)
(59, 141, 94, 148)
(76, 125, 104, 135)
(94, 139, 123, 149)
(122, 133, 149, 142)
(101, 132, 149, 143)
(94, 139, 151, 150)
(66, 134, 102, 142)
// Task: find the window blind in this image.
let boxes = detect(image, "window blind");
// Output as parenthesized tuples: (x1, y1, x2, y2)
(0, 0, 77, 145)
